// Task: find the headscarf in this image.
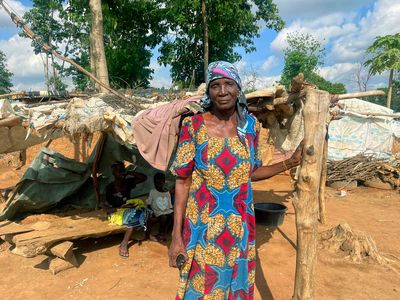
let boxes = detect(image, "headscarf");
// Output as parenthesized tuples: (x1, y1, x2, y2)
(200, 61, 249, 144)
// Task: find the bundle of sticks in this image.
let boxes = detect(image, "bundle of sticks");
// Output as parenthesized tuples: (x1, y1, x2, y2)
(327, 154, 400, 187)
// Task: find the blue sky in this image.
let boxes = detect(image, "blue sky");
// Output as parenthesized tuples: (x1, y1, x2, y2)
(1, 0, 399, 92)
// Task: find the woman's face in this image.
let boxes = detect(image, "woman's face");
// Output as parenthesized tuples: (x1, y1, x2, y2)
(208, 78, 239, 112)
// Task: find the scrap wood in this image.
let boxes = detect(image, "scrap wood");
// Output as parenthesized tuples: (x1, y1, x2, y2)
(327, 154, 387, 182)
(9, 210, 125, 258)
(0, 221, 34, 236)
(49, 257, 76, 275)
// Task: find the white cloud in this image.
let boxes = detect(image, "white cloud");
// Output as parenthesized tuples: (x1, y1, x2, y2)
(0, 34, 47, 90)
(270, 0, 399, 92)
(0, 1, 29, 28)
(261, 55, 278, 72)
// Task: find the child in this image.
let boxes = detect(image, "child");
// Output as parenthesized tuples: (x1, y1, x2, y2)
(146, 172, 173, 241)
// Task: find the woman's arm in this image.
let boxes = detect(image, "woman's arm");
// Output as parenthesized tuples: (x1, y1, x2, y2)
(168, 175, 192, 267)
(251, 142, 303, 182)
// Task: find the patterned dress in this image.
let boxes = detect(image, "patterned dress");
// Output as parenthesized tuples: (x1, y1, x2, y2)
(171, 113, 261, 300)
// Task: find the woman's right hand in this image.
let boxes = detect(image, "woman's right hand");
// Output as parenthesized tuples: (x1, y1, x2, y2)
(168, 234, 187, 268)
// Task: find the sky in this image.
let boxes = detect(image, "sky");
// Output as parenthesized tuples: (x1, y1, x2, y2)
(0, 0, 399, 92)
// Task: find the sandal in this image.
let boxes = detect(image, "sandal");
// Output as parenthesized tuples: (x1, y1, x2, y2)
(119, 244, 129, 258)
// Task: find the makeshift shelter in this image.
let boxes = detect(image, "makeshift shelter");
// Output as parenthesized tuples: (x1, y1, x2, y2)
(328, 98, 400, 160)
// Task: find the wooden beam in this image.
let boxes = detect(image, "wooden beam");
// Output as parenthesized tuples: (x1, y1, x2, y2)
(292, 89, 330, 300)
(336, 90, 385, 100)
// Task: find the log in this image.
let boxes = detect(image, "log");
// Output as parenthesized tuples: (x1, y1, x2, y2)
(336, 90, 385, 100)
(292, 89, 330, 300)
(291, 73, 304, 93)
(0, 116, 22, 127)
(11, 210, 125, 258)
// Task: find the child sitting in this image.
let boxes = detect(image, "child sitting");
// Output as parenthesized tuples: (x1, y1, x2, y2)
(146, 172, 173, 242)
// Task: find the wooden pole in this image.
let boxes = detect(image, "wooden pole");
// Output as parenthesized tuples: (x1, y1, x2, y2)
(292, 89, 330, 300)
(92, 132, 106, 209)
(318, 139, 328, 224)
(336, 90, 385, 100)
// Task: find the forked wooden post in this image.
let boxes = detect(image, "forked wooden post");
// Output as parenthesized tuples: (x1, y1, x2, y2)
(292, 89, 330, 300)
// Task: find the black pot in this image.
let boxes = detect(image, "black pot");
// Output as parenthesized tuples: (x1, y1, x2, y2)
(254, 203, 287, 226)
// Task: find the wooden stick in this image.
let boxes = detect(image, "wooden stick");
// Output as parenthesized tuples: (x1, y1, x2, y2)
(292, 89, 330, 300)
(92, 132, 106, 209)
(318, 139, 328, 224)
(336, 90, 385, 100)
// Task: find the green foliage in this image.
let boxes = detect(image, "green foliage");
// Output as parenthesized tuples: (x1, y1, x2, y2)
(0, 50, 13, 94)
(366, 77, 400, 112)
(22, 0, 167, 90)
(365, 33, 400, 75)
(47, 75, 67, 92)
(280, 32, 324, 87)
(280, 32, 346, 94)
(102, 0, 167, 88)
(307, 73, 347, 94)
(158, 0, 284, 87)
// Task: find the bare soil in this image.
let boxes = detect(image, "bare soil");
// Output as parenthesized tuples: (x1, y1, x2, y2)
(0, 137, 399, 300)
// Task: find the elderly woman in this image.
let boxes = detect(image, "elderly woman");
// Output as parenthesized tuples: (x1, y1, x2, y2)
(169, 61, 302, 299)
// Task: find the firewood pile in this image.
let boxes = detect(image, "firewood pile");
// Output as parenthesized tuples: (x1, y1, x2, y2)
(327, 154, 400, 190)
(246, 73, 313, 130)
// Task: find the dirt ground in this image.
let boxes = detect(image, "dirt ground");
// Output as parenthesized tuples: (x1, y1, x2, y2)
(0, 137, 399, 300)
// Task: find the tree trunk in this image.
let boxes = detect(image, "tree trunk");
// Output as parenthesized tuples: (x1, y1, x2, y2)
(387, 69, 393, 109)
(292, 89, 330, 300)
(202, 0, 209, 83)
(89, 0, 109, 92)
(44, 54, 49, 91)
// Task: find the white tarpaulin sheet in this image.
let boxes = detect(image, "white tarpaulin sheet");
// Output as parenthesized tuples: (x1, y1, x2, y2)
(328, 98, 400, 160)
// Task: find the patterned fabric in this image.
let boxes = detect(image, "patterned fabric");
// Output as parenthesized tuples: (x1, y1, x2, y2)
(171, 113, 262, 300)
(200, 61, 249, 146)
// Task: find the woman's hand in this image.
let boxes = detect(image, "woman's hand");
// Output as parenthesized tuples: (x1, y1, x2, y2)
(289, 141, 304, 166)
(168, 234, 187, 268)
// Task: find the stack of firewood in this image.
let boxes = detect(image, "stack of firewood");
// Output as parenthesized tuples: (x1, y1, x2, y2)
(377, 162, 400, 190)
(246, 73, 313, 129)
(327, 154, 400, 190)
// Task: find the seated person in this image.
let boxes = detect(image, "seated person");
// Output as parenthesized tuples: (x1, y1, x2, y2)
(146, 172, 174, 242)
(102, 161, 148, 258)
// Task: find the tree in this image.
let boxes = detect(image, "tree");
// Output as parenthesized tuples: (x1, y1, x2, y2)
(22, 0, 167, 90)
(89, 0, 109, 91)
(0, 50, 13, 94)
(280, 32, 346, 94)
(365, 33, 400, 109)
(159, 0, 284, 87)
(21, 0, 67, 91)
(101, 0, 167, 88)
(367, 74, 400, 112)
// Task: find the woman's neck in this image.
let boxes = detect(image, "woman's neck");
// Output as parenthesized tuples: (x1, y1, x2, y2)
(210, 107, 236, 121)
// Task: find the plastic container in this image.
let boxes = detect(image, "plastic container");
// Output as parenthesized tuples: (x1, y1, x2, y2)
(254, 203, 288, 226)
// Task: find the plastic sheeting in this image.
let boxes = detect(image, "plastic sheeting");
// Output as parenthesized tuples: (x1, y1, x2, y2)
(0, 134, 174, 221)
(328, 99, 400, 161)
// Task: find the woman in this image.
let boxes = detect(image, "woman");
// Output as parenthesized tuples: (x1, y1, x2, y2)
(169, 61, 302, 299)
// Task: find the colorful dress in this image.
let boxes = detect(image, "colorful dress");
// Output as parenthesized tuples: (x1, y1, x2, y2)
(171, 113, 261, 300)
